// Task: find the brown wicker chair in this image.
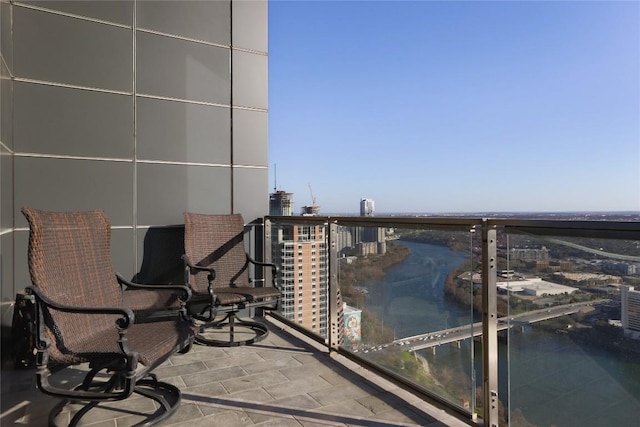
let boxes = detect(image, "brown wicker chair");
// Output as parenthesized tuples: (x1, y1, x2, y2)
(183, 212, 281, 346)
(21, 207, 196, 426)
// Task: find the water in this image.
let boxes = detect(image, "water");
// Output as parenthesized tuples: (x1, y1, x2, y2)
(362, 240, 640, 427)
(365, 240, 471, 337)
(506, 328, 640, 427)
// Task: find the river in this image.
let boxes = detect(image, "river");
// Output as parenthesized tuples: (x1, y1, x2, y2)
(363, 240, 640, 427)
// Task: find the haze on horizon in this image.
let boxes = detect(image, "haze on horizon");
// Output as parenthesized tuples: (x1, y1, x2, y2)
(268, 1, 640, 215)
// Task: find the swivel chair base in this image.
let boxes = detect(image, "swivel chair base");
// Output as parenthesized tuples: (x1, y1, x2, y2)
(49, 378, 181, 427)
(196, 313, 269, 347)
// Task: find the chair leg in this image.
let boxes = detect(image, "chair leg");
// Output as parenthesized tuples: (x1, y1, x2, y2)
(195, 313, 269, 347)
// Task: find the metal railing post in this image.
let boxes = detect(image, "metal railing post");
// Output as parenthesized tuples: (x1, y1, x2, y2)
(482, 220, 499, 426)
(328, 220, 340, 350)
(264, 218, 273, 286)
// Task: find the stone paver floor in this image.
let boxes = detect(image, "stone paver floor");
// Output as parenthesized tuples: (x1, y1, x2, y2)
(1, 318, 469, 426)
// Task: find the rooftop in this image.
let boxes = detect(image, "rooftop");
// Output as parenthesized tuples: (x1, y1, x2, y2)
(1, 317, 469, 427)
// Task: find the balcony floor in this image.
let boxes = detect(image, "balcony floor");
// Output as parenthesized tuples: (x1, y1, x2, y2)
(1, 318, 469, 426)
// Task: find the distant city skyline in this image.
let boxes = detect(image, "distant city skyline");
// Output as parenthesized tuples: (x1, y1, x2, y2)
(268, 1, 639, 214)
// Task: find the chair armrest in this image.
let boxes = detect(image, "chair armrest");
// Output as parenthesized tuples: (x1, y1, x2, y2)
(25, 285, 138, 376)
(26, 285, 134, 329)
(26, 285, 135, 357)
(246, 254, 280, 289)
(182, 254, 216, 281)
(116, 273, 192, 303)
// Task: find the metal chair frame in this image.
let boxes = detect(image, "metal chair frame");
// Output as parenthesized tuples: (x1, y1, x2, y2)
(183, 212, 281, 347)
(22, 207, 196, 427)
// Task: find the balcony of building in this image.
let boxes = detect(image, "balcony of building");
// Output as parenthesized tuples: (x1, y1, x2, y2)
(4, 215, 637, 427)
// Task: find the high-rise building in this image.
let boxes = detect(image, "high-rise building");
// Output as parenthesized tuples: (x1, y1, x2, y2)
(269, 191, 294, 216)
(360, 198, 375, 217)
(622, 286, 640, 339)
(272, 223, 329, 336)
(353, 198, 385, 255)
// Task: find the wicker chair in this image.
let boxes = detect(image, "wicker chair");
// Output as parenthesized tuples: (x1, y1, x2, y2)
(21, 207, 196, 426)
(183, 212, 281, 346)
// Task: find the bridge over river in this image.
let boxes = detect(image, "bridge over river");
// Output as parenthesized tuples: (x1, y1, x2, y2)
(382, 301, 598, 353)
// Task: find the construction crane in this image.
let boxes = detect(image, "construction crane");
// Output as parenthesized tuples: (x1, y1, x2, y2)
(301, 183, 320, 216)
(308, 183, 316, 206)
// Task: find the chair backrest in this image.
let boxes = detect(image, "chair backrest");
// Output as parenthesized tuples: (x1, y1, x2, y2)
(183, 213, 250, 293)
(22, 207, 122, 359)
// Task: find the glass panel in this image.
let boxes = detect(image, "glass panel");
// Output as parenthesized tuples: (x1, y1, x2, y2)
(338, 224, 479, 415)
(270, 221, 329, 340)
(505, 231, 640, 427)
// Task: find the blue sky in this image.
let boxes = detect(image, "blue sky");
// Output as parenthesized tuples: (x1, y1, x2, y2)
(268, 1, 639, 214)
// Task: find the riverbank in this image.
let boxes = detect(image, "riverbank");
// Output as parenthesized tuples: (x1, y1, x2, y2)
(340, 241, 410, 345)
(340, 241, 410, 306)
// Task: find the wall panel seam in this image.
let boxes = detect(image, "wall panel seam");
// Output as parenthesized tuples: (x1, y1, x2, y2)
(12, 2, 131, 29)
(136, 27, 230, 49)
(0, 141, 14, 154)
(132, 0, 138, 271)
(13, 78, 133, 96)
(233, 105, 268, 113)
(10, 226, 134, 232)
(15, 153, 133, 162)
(136, 94, 268, 112)
(134, 225, 183, 230)
(136, 159, 232, 168)
(136, 93, 231, 109)
(232, 165, 268, 169)
(1, 57, 13, 77)
(232, 46, 267, 56)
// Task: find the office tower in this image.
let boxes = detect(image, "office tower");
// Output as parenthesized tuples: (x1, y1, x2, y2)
(622, 286, 640, 339)
(360, 198, 375, 217)
(355, 198, 385, 255)
(269, 190, 294, 216)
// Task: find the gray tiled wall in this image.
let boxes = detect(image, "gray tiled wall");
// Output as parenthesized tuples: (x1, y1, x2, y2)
(0, 0, 269, 365)
(136, 0, 230, 45)
(136, 98, 231, 164)
(13, 6, 133, 91)
(13, 157, 135, 227)
(1, 0, 15, 363)
(136, 162, 232, 225)
(136, 32, 230, 104)
(14, 82, 134, 158)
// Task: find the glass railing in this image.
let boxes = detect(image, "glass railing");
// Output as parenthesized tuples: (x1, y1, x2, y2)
(338, 223, 480, 415)
(501, 221, 640, 427)
(264, 215, 640, 427)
